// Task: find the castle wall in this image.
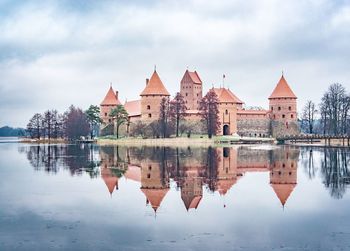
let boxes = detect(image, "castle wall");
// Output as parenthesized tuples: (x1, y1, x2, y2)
(237, 112, 270, 137)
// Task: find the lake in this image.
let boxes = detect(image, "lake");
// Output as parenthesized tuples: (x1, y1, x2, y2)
(0, 143, 349, 251)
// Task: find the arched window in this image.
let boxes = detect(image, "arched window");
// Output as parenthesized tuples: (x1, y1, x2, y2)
(278, 107, 281, 111)
(282, 114, 285, 118)
(291, 114, 294, 118)
(225, 109, 228, 114)
(289, 106, 291, 111)
(148, 114, 152, 118)
(147, 105, 150, 110)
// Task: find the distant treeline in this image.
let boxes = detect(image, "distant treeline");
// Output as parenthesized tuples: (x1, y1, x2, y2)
(0, 126, 26, 137)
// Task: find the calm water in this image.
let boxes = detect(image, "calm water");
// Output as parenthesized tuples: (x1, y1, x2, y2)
(0, 143, 350, 251)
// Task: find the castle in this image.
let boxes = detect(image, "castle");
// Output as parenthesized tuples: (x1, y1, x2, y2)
(100, 69, 299, 137)
(100, 145, 299, 211)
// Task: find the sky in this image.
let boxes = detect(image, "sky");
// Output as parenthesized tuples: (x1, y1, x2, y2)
(0, 0, 349, 127)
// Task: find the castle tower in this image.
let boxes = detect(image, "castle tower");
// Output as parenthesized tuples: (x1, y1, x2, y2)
(180, 168, 203, 211)
(140, 159, 169, 212)
(270, 147, 299, 207)
(269, 74, 298, 137)
(180, 70, 203, 110)
(100, 86, 121, 124)
(216, 147, 239, 196)
(212, 87, 243, 135)
(140, 70, 170, 121)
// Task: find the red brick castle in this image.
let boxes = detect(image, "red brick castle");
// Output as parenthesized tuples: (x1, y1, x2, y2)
(100, 69, 299, 137)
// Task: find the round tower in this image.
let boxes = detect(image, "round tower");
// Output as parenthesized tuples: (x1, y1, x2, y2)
(140, 70, 170, 121)
(269, 74, 299, 137)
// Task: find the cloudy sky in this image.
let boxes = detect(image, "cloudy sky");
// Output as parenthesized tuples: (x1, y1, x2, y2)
(0, 0, 349, 127)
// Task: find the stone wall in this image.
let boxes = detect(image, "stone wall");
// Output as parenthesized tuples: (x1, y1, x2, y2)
(271, 120, 299, 138)
(237, 118, 271, 137)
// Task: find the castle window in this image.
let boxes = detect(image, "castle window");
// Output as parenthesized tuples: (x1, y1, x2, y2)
(278, 107, 281, 111)
(273, 115, 276, 119)
(282, 114, 285, 118)
(147, 174, 151, 179)
(148, 165, 152, 170)
(148, 114, 152, 118)
(289, 172, 292, 175)
(105, 113, 107, 116)
(271, 107, 273, 111)
(289, 106, 291, 111)
(186, 93, 188, 96)
(291, 114, 294, 118)
(225, 109, 228, 115)
(197, 93, 199, 97)
(108, 119, 111, 123)
(147, 105, 150, 110)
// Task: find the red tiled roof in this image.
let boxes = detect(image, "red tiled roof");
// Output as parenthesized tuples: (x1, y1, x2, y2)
(271, 183, 296, 206)
(182, 195, 202, 211)
(140, 70, 170, 96)
(188, 70, 202, 84)
(141, 188, 169, 212)
(101, 168, 119, 195)
(124, 100, 141, 117)
(101, 86, 121, 106)
(269, 75, 297, 99)
(217, 179, 237, 196)
(212, 87, 244, 104)
(181, 70, 202, 85)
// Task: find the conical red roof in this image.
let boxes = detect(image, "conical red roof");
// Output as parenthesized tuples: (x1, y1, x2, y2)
(181, 194, 202, 211)
(140, 70, 170, 96)
(101, 86, 121, 105)
(141, 188, 169, 212)
(269, 75, 297, 99)
(101, 168, 119, 195)
(271, 183, 296, 206)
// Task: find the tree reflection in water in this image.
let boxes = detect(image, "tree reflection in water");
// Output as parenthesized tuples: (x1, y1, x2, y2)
(321, 148, 350, 199)
(18, 144, 101, 178)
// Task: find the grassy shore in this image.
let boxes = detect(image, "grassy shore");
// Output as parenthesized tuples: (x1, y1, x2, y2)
(97, 135, 275, 147)
(97, 136, 215, 147)
(20, 138, 68, 144)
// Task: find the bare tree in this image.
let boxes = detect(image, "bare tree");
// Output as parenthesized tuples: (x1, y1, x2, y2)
(159, 97, 171, 138)
(64, 105, 90, 140)
(169, 92, 187, 137)
(301, 100, 317, 134)
(26, 113, 43, 139)
(319, 83, 350, 135)
(199, 89, 220, 139)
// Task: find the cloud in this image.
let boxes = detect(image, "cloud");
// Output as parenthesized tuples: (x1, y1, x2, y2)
(0, 0, 349, 127)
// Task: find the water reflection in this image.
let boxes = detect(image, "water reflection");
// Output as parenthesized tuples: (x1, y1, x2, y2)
(19, 144, 350, 209)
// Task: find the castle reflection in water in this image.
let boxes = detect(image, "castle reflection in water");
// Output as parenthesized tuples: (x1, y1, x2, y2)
(99, 146, 298, 211)
(19, 144, 350, 210)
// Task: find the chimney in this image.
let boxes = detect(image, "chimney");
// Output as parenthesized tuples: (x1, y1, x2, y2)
(146, 78, 149, 86)
(115, 91, 119, 99)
